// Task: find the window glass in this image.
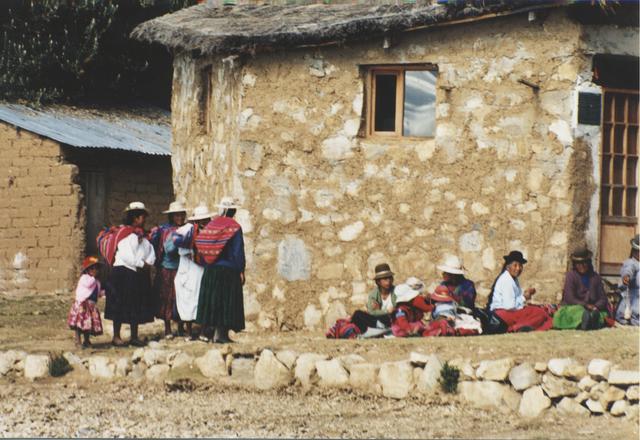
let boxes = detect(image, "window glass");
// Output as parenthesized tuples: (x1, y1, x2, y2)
(374, 74, 397, 132)
(402, 70, 437, 137)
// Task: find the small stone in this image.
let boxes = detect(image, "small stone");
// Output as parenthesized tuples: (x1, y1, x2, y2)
(115, 357, 131, 377)
(88, 356, 114, 379)
(0, 350, 27, 375)
(349, 363, 379, 392)
(378, 361, 414, 399)
(62, 352, 84, 369)
(316, 359, 349, 388)
(557, 397, 590, 416)
(417, 355, 442, 393)
(145, 364, 170, 382)
(143, 349, 168, 366)
(336, 354, 366, 372)
(541, 373, 579, 398)
(587, 359, 612, 380)
(626, 385, 639, 401)
(129, 363, 146, 380)
(459, 381, 518, 410)
(24, 355, 50, 380)
(608, 370, 640, 386)
(574, 391, 590, 403)
(548, 358, 580, 377)
(589, 381, 609, 400)
(448, 358, 475, 380)
(600, 386, 626, 408)
(169, 352, 194, 370)
(564, 364, 587, 380)
(476, 358, 515, 381)
(275, 350, 298, 370)
(147, 341, 163, 349)
(195, 349, 228, 378)
(578, 376, 597, 392)
(610, 400, 629, 416)
(131, 348, 145, 363)
(534, 362, 547, 373)
(508, 363, 540, 391)
(409, 352, 431, 366)
(338, 221, 365, 242)
(585, 399, 605, 414)
(254, 349, 292, 390)
(294, 353, 328, 388)
(519, 386, 551, 418)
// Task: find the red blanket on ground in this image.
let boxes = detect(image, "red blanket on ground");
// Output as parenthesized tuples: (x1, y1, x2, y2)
(194, 216, 241, 265)
(96, 225, 142, 266)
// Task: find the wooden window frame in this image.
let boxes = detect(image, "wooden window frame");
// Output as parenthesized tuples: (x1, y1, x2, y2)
(364, 64, 438, 139)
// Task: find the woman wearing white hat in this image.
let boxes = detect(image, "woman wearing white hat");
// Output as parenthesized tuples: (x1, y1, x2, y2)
(390, 278, 432, 337)
(194, 197, 246, 343)
(617, 234, 639, 326)
(104, 201, 156, 347)
(435, 255, 477, 309)
(149, 201, 188, 339)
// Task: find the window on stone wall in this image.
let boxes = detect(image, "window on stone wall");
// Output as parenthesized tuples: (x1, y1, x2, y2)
(365, 65, 438, 138)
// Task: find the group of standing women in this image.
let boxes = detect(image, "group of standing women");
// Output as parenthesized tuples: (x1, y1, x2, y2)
(98, 197, 246, 346)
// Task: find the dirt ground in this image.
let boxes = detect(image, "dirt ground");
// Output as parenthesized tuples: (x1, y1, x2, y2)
(0, 294, 639, 438)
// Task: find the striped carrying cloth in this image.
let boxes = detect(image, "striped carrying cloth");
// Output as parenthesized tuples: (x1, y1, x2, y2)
(96, 225, 143, 266)
(194, 216, 241, 266)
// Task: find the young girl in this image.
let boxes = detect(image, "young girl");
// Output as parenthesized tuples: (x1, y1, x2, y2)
(67, 256, 105, 347)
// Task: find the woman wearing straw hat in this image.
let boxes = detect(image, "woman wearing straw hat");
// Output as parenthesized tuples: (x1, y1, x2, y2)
(553, 248, 609, 331)
(616, 234, 639, 326)
(104, 201, 156, 347)
(390, 279, 432, 337)
(487, 250, 553, 332)
(149, 201, 188, 339)
(435, 255, 477, 309)
(194, 197, 245, 343)
(172, 203, 212, 341)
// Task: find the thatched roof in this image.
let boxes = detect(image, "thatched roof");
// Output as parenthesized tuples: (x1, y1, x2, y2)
(131, 1, 564, 56)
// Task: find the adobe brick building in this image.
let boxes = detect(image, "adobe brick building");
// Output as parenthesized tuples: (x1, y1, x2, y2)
(0, 104, 173, 296)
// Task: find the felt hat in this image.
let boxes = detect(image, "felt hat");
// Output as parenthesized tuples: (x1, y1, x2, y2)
(570, 247, 593, 262)
(373, 263, 394, 280)
(394, 283, 421, 304)
(430, 285, 456, 303)
(123, 201, 149, 214)
(503, 250, 527, 265)
(188, 203, 215, 221)
(162, 200, 187, 214)
(405, 276, 425, 293)
(437, 255, 465, 275)
(631, 234, 640, 251)
(216, 196, 241, 210)
(81, 256, 101, 273)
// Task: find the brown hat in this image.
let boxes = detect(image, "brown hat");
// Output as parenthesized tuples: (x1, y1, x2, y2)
(373, 263, 394, 280)
(571, 247, 593, 262)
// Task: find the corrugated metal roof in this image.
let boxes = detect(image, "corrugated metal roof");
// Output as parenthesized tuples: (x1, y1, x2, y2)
(0, 103, 172, 156)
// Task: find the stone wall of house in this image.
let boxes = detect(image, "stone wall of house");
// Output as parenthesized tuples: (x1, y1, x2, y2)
(0, 122, 84, 296)
(170, 11, 627, 330)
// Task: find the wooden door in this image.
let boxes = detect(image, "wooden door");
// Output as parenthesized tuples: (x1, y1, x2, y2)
(81, 171, 106, 256)
(600, 89, 639, 275)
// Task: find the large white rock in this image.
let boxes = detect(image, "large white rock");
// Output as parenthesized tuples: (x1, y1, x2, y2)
(557, 397, 590, 416)
(476, 358, 515, 381)
(548, 358, 580, 377)
(115, 357, 131, 377)
(378, 361, 414, 399)
(338, 221, 365, 242)
(0, 356, 12, 376)
(577, 376, 597, 392)
(143, 349, 169, 366)
(88, 356, 114, 379)
(316, 359, 349, 388)
(417, 355, 443, 392)
(587, 359, 612, 380)
(145, 364, 170, 382)
(0, 350, 27, 375)
(586, 399, 605, 414)
(275, 350, 298, 370)
(169, 352, 194, 370)
(131, 348, 145, 363)
(610, 400, 629, 417)
(519, 386, 551, 418)
(349, 363, 379, 392)
(608, 370, 640, 386)
(294, 353, 328, 388)
(195, 349, 228, 378)
(62, 352, 84, 369)
(254, 349, 292, 390)
(321, 135, 353, 161)
(509, 363, 540, 391)
(277, 235, 311, 281)
(459, 381, 520, 411)
(24, 355, 50, 380)
(600, 386, 626, 407)
(542, 373, 579, 398)
(626, 385, 639, 401)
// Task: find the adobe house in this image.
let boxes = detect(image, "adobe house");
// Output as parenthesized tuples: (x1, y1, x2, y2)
(0, 104, 174, 296)
(133, 1, 639, 330)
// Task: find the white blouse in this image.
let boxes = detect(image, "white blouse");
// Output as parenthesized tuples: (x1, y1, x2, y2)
(113, 233, 156, 272)
(489, 270, 525, 311)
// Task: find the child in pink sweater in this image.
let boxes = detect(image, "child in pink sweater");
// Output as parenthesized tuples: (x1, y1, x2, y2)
(67, 256, 105, 347)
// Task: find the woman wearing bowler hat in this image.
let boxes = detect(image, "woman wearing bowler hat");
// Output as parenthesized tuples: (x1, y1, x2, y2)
(487, 250, 553, 332)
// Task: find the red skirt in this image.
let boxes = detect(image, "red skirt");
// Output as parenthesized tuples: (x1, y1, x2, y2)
(154, 267, 178, 321)
(67, 300, 103, 335)
(494, 306, 553, 332)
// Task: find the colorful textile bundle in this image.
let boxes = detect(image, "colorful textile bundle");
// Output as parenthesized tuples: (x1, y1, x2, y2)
(96, 225, 143, 265)
(326, 319, 361, 339)
(194, 217, 241, 266)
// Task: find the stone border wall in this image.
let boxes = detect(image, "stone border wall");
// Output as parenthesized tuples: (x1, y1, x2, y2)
(2, 347, 638, 419)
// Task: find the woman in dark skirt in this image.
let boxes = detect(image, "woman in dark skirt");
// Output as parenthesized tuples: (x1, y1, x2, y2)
(105, 201, 156, 347)
(195, 197, 245, 343)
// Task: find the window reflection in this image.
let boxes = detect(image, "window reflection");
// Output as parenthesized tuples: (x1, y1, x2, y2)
(403, 70, 437, 137)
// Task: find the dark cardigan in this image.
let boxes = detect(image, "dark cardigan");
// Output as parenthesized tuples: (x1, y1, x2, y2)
(561, 270, 608, 311)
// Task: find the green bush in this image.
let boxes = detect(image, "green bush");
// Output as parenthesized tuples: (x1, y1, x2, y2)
(48, 353, 73, 377)
(438, 361, 460, 394)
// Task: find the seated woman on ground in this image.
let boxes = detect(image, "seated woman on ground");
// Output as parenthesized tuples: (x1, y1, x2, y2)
(487, 250, 553, 332)
(616, 234, 639, 326)
(553, 247, 610, 331)
(436, 255, 477, 309)
(349, 263, 397, 335)
(390, 278, 433, 337)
